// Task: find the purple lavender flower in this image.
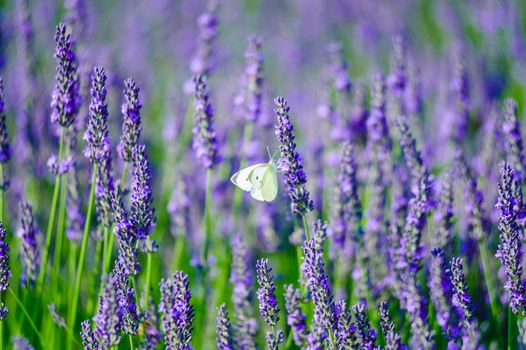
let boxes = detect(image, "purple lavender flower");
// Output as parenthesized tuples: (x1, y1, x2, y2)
(12, 336, 34, 350)
(327, 43, 351, 94)
(449, 55, 470, 144)
(168, 177, 192, 239)
(496, 162, 526, 314)
(455, 152, 487, 242)
(95, 153, 115, 229)
(159, 271, 194, 350)
(192, 74, 220, 169)
(306, 321, 327, 350)
(17, 200, 40, 287)
(0, 79, 11, 164)
(230, 234, 257, 349)
(111, 190, 140, 275)
(113, 260, 138, 336)
(334, 300, 358, 348)
(216, 304, 234, 350)
(0, 223, 9, 320)
(140, 297, 162, 350)
(256, 258, 283, 349)
(189, 0, 220, 77)
(48, 304, 66, 329)
(130, 144, 156, 241)
(94, 274, 121, 347)
(352, 303, 379, 350)
(66, 154, 85, 242)
(388, 36, 407, 116)
(378, 301, 405, 350)
(303, 238, 336, 342)
(118, 78, 142, 163)
(274, 97, 313, 215)
(449, 257, 481, 348)
(84, 66, 109, 163)
(284, 285, 307, 347)
(236, 36, 264, 123)
(331, 141, 363, 256)
(50, 23, 81, 128)
(433, 173, 454, 249)
(80, 320, 99, 350)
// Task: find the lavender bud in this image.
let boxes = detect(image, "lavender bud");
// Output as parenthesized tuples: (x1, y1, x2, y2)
(118, 78, 142, 163)
(496, 162, 526, 314)
(51, 23, 81, 127)
(0, 222, 9, 320)
(256, 259, 280, 328)
(12, 336, 34, 350)
(334, 300, 358, 349)
(378, 301, 405, 350)
(111, 191, 140, 276)
(192, 74, 220, 169)
(113, 260, 139, 336)
(84, 66, 109, 163)
(189, 0, 219, 77)
(18, 200, 40, 287)
(352, 303, 379, 350)
(130, 144, 156, 241)
(80, 320, 99, 350)
(159, 271, 194, 349)
(284, 285, 307, 347)
(48, 304, 66, 328)
(239, 37, 264, 123)
(274, 97, 313, 215)
(216, 304, 234, 350)
(94, 274, 122, 347)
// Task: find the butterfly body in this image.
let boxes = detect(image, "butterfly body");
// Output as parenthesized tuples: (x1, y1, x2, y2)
(231, 159, 278, 202)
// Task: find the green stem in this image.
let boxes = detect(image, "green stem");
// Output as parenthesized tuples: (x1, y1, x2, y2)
(52, 173, 69, 293)
(509, 306, 516, 350)
(129, 335, 134, 349)
(171, 235, 186, 272)
(90, 237, 103, 311)
(38, 128, 66, 292)
(203, 169, 213, 264)
(478, 241, 498, 320)
(143, 240, 153, 309)
(67, 165, 98, 350)
(8, 288, 48, 349)
(301, 213, 310, 241)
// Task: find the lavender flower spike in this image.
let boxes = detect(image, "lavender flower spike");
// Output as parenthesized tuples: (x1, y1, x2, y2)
(192, 74, 220, 169)
(80, 320, 99, 350)
(130, 144, 156, 241)
(50, 22, 81, 127)
(379, 301, 406, 350)
(94, 274, 121, 347)
(274, 97, 313, 215)
(238, 36, 264, 123)
(159, 271, 194, 350)
(496, 162, 526, 314)
(12, 336, 34, 350)
(284, 285, 307, 347)
(0, 79, 11, 164)
(118, 78, 142, 163)
(0, 222, 10, 320)
(256, 258, 284, 349)
(216, 304, 234, 350)
(353, 303, 380, 350)
(190, 0, 220, 77)
(18, 200, 40, 287)
(84, 66, 109, 163)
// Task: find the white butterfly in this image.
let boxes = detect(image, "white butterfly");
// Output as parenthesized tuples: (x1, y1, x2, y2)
(231, 150, 278, 202)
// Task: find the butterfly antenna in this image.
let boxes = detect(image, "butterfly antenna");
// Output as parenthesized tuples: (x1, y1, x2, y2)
(266, 146, 272, 160)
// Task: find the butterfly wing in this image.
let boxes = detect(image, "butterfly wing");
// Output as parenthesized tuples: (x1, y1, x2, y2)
(249, 164, 270, 201)
(260, 165, 278, 202)
(230, 164, 263, 192)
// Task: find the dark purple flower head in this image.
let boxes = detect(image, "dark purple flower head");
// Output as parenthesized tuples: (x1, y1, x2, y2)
(334, 301, 358, 349)
(303, 238, 336, 332)
(118, 78, 142, 163)
(378, 301, 406, 350)
(84, 66, 110, 163)
(130, 144, 156, 241)
(352, 303, 380, 350)
(111, 190, 140, 275)
(229, 234, 257, 349)
(0, 78, 11, 164)
(94, 274, 122, 347)
(51, 23, 81, 128)
(17, 200, 40, 287)
(0, 222, 9, 320)
(192, 74, 220, 169)
(80, 320, 99, 350)
(216, 304, 234, 350)
(284, 285, 307, 347)
(496, 162, 526, 314)
(159, 271, 194, 349)
(113, 260, 138, 336)
(274, 97, 313, 215)
(256, 258, 280, 327)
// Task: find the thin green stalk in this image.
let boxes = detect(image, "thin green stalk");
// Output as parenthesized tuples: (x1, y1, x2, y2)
(102, 161, 129, 275)
(143, 239, 153, 308)
(301, 213, 310, 241)
(8, 288, 48, 349)
(203, 169, 213, 264)
(90, 237, 103, 312)
(52, 174, 69, 293)
(171, 235, 186, 271)
(509, 306, 516, 350)
(129, 335, 134, 349)
(478, 241, 498, 320)
(38, 128, 66, 292)
(67, 165, 98, 350)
